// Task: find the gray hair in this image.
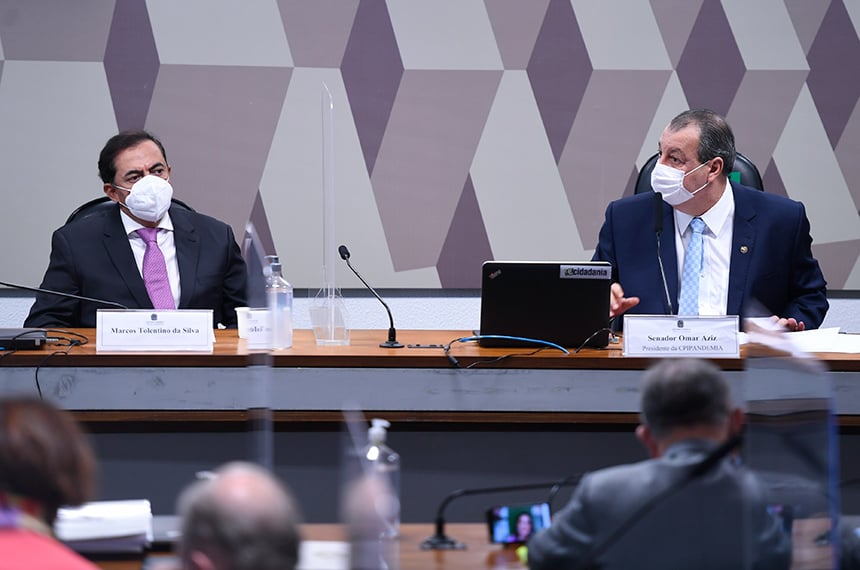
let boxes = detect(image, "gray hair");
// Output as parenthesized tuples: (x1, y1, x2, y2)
(177, 462, 302, 570)
(668, 109, 736, 175)
(640, 359, 732, 440)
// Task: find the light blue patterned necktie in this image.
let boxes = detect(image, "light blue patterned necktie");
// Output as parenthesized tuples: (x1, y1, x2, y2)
(678, 217, 705, 315)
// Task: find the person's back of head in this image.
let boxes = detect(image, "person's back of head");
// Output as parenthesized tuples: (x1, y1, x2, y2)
(0, 397, 95, 524)
(177, 461, 302, 570)
(637, 358, 741, 456)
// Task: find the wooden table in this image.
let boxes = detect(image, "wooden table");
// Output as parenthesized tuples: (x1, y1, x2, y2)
(91, 520, 837, 570)
(2, 329, 857, 521)
(93, 523, 524, 570)
(1, 328, 859, 423)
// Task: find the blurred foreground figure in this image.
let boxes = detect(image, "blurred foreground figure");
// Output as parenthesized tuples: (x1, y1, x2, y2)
(176, 462, 302, 570)
(527, 358, 791, 570)
(0, 397, 99, 570)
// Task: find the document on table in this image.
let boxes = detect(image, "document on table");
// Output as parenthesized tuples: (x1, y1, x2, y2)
(297, 540, 350, 570)
(740, 326, 860, 354)
(55, 499, 153, 552)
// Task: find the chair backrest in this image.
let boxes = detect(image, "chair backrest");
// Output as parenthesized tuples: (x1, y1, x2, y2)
(633, 151, 764, 194)
(65, 196, 195, 224)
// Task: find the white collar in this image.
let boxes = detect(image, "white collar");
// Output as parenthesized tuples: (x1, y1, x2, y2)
(119, 207, 174, 237)
(674, 179, 734, 236)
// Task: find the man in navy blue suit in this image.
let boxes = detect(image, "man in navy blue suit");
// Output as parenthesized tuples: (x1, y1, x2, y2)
(25, 130, 247, 329)
(593, 109, 827, 330)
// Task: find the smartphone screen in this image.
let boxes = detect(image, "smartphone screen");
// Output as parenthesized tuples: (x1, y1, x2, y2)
(486, 502, 551, 544)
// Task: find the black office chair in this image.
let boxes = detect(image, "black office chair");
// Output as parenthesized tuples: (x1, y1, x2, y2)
(633, 151, 764, 194)
(65, 196, 195, 224)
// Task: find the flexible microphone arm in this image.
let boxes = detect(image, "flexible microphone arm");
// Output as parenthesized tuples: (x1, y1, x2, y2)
(337, 245, 403, 348)
(574, 432, 744, 570)
(653, 192, 674, 315)
(420, 476, 582, 550)
(0, 280, 129, 309)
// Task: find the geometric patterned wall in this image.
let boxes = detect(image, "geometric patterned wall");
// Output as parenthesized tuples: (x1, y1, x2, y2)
(1, 0, 858, 290)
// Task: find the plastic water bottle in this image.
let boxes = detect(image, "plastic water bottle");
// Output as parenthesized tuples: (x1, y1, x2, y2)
(266, 258, 293, 349)
(365, 418, 400, 539)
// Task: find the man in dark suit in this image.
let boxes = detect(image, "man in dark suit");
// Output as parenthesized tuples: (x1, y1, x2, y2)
(24, 130, 247, 328)
(527, 358, 791, 570)
(594, 109, 827, 330)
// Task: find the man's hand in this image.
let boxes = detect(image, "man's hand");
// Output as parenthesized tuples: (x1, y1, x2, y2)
(610, 282, 639, 319)
(776, 317, 805, 331)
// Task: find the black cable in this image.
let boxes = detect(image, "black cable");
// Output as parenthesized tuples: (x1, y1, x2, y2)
(465, 346, 549, 369)
(574, 327, 614, 353)
(443, 336, 567, 369)
(44, 329, 89, 346)
(34, 345, 80, 399)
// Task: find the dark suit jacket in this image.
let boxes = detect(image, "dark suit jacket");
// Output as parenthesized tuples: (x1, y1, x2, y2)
(527, 440, 791, 570)
(592, 184, 828, 328)
(24, 204, 247, 328)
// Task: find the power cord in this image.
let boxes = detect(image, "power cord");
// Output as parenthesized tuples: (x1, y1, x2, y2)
(573, 327, 616, 353)
(443, 335, 569, 368)
(35, 330, 88, 399)
(44, 329, 89, 347)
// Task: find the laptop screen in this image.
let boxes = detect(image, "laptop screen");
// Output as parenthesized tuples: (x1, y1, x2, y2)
(478, 261, 611, 349)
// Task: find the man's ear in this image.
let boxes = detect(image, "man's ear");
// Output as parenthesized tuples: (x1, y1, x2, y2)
(636, 424, 659, 458)
(709, 156, 724, 179)
(104, 183, 121, 203)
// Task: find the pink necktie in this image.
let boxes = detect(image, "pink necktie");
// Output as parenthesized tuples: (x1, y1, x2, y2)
(137, 227, 175, 310)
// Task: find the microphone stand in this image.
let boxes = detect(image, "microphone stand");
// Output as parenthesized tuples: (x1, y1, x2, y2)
(653, 192, 674, 315)
(420, 476, 581, 550)
(338, 246, 403, 348)
(0, 280, 129, 309)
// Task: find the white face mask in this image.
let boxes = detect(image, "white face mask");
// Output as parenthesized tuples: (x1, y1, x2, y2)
(651, 160, 711, 207)
(114, 175, 173, 222)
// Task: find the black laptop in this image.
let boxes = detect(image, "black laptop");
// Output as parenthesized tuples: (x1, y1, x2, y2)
(478, 261, 611, 349)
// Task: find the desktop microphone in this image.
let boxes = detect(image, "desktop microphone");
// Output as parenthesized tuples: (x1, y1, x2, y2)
(0, 279, 129, 310)
(575, 432, 744, 570)
(337, 245, 403, 348)
(653, 192, 674, 315)
(421, 476, 581, 550)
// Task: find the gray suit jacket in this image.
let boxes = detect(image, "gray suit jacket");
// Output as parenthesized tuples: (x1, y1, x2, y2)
(527, 440, 791, 570)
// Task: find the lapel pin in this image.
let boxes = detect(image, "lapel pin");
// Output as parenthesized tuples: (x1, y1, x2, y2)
(740, 245, 749, 254)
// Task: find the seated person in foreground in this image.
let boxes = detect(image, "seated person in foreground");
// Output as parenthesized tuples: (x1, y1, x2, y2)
(527, 358, 791, 570)
(25, 130, 247, 329)
(0, 397, 100, 569)
(174, 461, 302, 570)
(593, 109, 828, 331)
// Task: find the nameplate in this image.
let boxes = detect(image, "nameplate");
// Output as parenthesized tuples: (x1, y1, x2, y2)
(244, 308, 272, 350)
(96, 310, 214, 352)
(622, 315, 740, 358)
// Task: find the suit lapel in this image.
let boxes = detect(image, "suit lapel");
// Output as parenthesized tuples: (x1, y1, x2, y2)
(102, 206, 152, 308)
(727, 186, 756, 316)
(172, 209, 199, 309)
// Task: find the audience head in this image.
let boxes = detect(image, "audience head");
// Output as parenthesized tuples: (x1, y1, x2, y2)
(0, 397, 96, 524)
(98, 129, 168, 184)
(636, 358, 742, 457)
(177, 461, 302, 570)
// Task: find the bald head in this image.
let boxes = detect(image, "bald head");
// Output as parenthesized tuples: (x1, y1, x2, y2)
(178, 462, 301, 570)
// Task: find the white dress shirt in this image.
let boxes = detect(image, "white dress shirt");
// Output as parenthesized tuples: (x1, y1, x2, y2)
(673, 181, 734, 315)
(119, 209, 181, 307)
